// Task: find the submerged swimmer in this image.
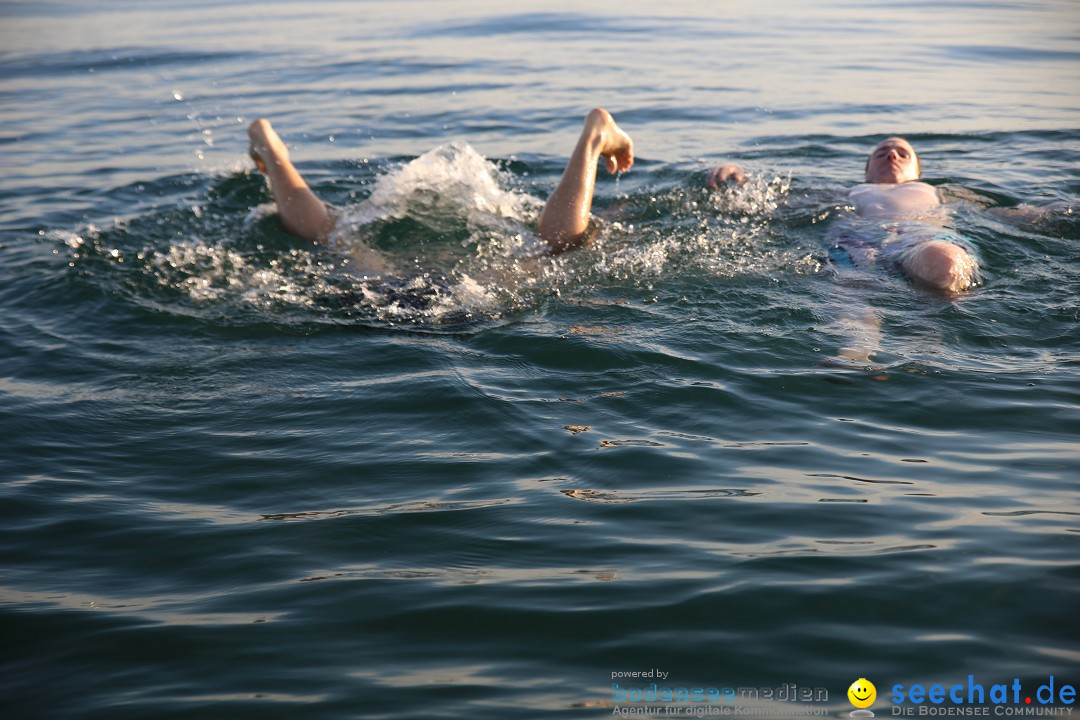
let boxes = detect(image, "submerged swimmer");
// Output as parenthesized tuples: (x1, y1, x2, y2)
(246, 109, 632, 261)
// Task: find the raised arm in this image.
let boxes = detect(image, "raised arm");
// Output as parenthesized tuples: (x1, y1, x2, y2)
(537, 108, 634, 255)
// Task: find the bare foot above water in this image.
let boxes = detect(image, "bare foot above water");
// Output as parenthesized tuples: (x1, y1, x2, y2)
(248, 118, 289, 174)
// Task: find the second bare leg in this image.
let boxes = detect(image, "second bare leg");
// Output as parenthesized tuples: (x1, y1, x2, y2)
(537, 109, 634, 255)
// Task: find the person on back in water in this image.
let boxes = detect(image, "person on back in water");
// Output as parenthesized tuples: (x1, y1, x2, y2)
(707, 135, 979, 294)
(247, 108, 977, 294)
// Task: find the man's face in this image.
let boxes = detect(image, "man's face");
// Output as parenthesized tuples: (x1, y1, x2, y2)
(865, 137, 920, 183)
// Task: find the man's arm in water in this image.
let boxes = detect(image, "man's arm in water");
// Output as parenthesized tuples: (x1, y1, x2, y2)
(537, 108, 634, 255)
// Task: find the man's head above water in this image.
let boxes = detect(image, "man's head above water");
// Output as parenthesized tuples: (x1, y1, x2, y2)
(865, 137, 922, 184)
(711, 137, 924, 189)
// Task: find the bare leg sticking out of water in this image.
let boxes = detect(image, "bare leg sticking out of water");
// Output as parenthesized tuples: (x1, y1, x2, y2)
(537, 108, 634, 255)
(250, 111, 633, 257)
(248, 119, 335, 244)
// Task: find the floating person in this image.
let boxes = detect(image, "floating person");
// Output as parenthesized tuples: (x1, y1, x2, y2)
(709, 135, 984, 366)
(715, 136, 980, 295)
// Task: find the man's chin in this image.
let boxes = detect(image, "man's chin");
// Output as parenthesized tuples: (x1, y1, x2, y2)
(869, 172, 902, 184)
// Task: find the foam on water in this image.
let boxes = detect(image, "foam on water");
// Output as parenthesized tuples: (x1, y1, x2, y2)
(586, 172, 822, 283)
(337, 142, 538, 231)
(55, 145, 548, 328)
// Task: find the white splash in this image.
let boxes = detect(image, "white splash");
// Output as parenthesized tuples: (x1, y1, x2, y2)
(332, 142, 540, 240)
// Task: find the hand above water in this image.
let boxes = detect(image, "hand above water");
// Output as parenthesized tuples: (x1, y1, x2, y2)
(708, 163, 747, 189)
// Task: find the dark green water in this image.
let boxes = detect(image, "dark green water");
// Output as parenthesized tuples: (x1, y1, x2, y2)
(1, 1, 1078, 718)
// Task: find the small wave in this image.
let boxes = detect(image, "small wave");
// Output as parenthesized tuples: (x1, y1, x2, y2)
(407, 11, 699, 39)
(562, 488, 761, 503)
(0, 47, 248, 79)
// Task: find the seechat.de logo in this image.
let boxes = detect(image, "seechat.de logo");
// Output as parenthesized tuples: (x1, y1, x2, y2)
(848, 678, 877, 717)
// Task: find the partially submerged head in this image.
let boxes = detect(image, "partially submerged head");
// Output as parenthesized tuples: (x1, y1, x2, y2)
(865, 137, 921, 184)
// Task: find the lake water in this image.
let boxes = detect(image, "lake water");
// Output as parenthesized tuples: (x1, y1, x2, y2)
(1, 1, 1078, 718)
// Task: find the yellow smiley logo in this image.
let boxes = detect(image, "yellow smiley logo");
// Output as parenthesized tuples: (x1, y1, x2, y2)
(848, 678, 876, 708)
